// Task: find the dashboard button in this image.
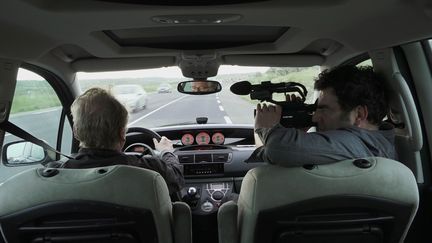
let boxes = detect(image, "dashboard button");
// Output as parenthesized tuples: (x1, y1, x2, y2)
(187, 187, 197, 196)
(212, 191, 224, 201)
(201, 201, 214, 212)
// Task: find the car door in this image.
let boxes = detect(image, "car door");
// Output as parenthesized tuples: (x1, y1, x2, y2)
(371, 39, 432, 243)
(402, 39, 432, 243)
(0, 64, 74, 182)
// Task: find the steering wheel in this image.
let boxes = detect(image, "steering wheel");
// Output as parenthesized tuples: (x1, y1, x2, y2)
(124, 142, 156, 157)
(127, 127, 161, 141)
(124, 127, 162, 156)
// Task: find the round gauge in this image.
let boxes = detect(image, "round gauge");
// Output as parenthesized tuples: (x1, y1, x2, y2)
(181, 133, 195, 145)
(196, 132, 211, 145)
(211, 132, 225, 145)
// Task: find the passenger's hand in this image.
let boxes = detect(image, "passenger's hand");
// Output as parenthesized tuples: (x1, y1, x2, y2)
(153, 136, 174, 152)
(286, 94, 311, 132)
(285, 94, 303, 103)
(255, 103, 282, 129)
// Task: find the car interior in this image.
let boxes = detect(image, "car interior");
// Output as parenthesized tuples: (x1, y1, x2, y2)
(0, 0, 432, 243)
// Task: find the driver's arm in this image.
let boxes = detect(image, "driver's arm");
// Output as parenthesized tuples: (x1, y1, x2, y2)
(135, 152, 184, 195)
(146, 136, 185, 194)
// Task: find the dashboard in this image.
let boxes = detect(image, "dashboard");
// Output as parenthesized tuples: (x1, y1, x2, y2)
(125, 124, 264, 214)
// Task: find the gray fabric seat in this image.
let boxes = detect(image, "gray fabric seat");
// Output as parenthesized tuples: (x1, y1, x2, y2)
(0, 165, 192, 243)
(218, 157, 419, 243)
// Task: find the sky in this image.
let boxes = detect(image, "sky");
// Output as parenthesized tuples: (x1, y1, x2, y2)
(17, 65, 269, 80)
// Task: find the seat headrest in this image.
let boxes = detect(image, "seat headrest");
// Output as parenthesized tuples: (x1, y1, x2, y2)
(0, 165, 172, 215)
(239, 157, 419, 211)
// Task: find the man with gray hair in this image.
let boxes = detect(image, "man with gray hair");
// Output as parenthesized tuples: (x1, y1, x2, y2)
(59, 87, 184, 195)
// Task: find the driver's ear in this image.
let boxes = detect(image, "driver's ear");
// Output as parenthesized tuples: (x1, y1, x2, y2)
(118, 127, 126, 151)
(72, 126, 79, 140)
(119, 127, 126, 142)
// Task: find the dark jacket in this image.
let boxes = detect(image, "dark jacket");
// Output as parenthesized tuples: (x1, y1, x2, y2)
(248, 123, 396, 166)
(50, 148, 184, 195)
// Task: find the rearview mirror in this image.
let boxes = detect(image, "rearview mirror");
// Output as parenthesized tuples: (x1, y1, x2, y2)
(2, 140, 47, 165)
(177, 80, 222, 95)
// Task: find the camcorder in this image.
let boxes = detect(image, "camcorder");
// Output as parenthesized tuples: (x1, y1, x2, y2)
(230, 81, 317, 128)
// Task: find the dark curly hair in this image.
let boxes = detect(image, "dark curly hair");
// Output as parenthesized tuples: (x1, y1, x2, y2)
(314, 65, 389, 125)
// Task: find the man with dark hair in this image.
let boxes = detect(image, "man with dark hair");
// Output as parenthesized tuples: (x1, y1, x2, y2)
(252, 65, 396, 166)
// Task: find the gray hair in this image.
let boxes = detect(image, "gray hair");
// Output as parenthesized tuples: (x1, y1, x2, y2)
(71, 87, 128, 149)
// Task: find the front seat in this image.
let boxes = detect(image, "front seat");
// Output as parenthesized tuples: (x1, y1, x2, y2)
(0, 165, 192, 243)
(218, 157, 419, 243)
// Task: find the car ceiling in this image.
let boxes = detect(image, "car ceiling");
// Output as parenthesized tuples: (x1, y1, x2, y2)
(1, 0, 432, 77)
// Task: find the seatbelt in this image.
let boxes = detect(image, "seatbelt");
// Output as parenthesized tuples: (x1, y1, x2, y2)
(0, 121, 74, 159)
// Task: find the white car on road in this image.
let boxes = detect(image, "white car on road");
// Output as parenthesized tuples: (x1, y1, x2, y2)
(112, 84, 148, 113)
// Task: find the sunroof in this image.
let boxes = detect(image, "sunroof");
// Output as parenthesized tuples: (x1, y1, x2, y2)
(96, 0, 268, 6)
(104, 26, 289, 50)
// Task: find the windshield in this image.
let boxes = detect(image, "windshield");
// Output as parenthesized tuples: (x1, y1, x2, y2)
(77, 65, 320, 128)
(112, 85, 140, 95)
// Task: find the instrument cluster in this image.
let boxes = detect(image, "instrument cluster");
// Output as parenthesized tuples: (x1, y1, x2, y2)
(181, 131, 225, 146)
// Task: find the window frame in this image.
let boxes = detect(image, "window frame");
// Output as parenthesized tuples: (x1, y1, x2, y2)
(8, 63, 76, 162)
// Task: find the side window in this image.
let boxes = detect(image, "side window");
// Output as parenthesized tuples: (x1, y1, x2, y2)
(61, 118, 73, 154)
(4, 68, 72, 163)
(356, 59, 372, 67)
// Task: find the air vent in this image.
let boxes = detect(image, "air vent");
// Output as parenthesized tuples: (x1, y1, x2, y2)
(178, 155, 194, 163)
(177, 152, 232, 164)
(213, 153, 229, 162)
(152, 15, 242, 25)
(195, 154, 212, 163)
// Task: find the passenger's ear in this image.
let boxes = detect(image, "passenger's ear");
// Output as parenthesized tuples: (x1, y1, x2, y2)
(354, 105, 368, 126)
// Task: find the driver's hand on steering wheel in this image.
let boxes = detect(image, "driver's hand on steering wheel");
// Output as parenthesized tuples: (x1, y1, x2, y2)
(153, 136, 174, 152)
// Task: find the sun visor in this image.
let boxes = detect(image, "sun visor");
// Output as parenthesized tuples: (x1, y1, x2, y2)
(222, 54, 324, 67)
(72, 57, 176, 72)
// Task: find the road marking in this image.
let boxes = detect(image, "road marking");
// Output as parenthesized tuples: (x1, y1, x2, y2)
(219, 105, 224, 111)
(9, 107, 62, 118)
(224, 116, 233, 124)
(128, 95, 187, 126)
(217, 100, 221, 104)
(32, 107, 60, 115)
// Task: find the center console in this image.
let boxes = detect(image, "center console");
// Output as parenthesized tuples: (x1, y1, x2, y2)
(181, 180, 235, 214)
(173, 143, 258, 215)
(175, 145, 238, 213)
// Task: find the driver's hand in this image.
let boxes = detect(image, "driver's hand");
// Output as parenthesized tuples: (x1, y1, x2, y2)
(255, 103, 282, 129)
(153, 136, 174, 152)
